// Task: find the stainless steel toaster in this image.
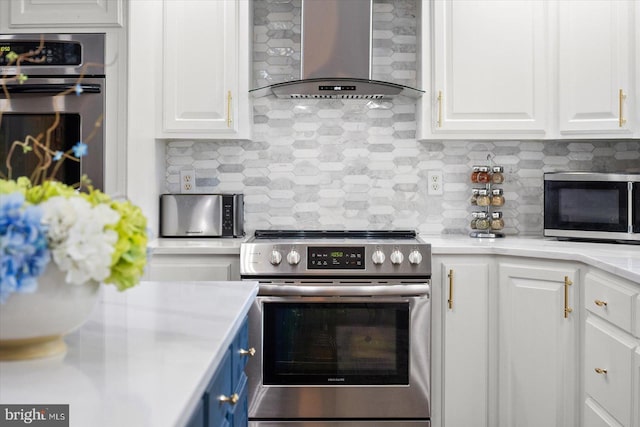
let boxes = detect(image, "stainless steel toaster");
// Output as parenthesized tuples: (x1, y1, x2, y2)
(160, 194, 244, 237)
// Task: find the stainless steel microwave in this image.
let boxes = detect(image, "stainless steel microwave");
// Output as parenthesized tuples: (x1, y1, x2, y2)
(160, 194, 244, 237)
(544, 172, 640, 243)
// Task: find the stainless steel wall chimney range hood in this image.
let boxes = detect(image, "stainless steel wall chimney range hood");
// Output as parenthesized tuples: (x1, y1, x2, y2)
(250, 0, 424, 99)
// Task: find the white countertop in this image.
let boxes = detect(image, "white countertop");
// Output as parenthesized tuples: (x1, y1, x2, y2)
(0, 280, 259, 427)
(426, 235, 640, 283)
(150, 237, 244, 255)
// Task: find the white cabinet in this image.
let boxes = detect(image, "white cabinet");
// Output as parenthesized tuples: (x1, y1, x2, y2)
(424, 0, 549, 138)
(557, 0, 635, 136)
(145, 254, 240, 282)
(583, 270, 640, 427)
(6, 0, 123, 27)
(440, 257, 493, 427)
(159, 0, 251, 140)
(497, 260, 579, 427)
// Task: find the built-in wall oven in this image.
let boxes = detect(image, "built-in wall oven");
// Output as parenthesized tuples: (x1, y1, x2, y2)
(0, 33, 105, 189)
(241, 230, 431, 427)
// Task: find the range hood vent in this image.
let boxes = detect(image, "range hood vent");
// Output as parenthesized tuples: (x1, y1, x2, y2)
(250, 0, 424, 99)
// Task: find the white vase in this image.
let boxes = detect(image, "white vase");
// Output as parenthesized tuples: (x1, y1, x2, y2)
(0, 262, 100, 360)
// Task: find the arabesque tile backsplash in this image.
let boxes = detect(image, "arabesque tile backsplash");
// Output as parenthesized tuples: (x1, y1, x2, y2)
(164, 0, 640, 237)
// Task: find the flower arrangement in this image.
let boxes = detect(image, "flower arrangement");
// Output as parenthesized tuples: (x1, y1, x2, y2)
(0, 177, 149, 303)
(0, 37, 149, 305)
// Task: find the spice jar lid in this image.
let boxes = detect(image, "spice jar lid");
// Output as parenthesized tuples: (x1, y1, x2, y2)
(471, 188, 480, 195)
(472, 211, 489, 219)
(477, 166, 490, 172)
(491, 211, 503, 219)
(492, 188, 503, 196)
(492, 166, 504, 173)
(471, 166, 481, 172)
(478, 189, 489, 196)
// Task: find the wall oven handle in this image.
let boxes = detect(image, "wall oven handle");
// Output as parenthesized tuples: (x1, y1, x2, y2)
(2, 83, 102, 94)
(258, 283, 430, 297)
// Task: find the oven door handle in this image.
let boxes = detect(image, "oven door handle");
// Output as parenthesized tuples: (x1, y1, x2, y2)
(258, 283, 430, 297)
(2, 83, 102, 94)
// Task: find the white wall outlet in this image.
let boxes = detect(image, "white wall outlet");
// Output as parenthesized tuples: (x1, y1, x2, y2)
(180, 169, 196, 193)
(427, 171, 443, 195)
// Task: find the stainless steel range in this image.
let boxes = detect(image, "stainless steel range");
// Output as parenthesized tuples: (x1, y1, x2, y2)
(240, 230, 431, 427)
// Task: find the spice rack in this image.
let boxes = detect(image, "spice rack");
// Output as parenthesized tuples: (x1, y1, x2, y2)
(469, 160, 505, 238)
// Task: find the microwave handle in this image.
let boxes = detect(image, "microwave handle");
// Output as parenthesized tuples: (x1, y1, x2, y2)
(2, 83, 101, 94)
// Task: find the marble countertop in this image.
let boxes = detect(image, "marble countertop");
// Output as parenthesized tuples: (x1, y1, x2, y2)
(0, 280, 259, 427)
(150, 237, 244, 255)
(425, 235, 640, 283)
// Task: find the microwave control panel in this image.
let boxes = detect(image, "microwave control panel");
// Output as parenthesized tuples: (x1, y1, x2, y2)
(307, 246, 365, 269)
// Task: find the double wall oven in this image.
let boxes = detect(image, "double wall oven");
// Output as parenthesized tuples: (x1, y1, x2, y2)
(0, 33, 105, 189)
(241, 230, 431, 427)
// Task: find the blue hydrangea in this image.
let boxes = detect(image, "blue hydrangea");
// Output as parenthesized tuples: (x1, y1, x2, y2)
(0, 192, 51, 303)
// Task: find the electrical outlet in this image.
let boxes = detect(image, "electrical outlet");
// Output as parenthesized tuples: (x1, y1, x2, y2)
(180, 169, 196, 193)
(427, 171, 443, 195)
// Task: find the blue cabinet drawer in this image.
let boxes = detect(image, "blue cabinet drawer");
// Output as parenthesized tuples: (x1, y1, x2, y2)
(206, 348, 233, 427)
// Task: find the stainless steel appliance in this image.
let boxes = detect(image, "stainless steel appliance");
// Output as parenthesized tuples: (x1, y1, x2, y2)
(160, 193, 244, 237)
(240, 230, 431, 426)
(0, 33, 105, 189)
(544, 172, 640, 243)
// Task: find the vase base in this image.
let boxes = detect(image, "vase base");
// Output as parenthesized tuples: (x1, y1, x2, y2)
(0, 335, 66, 361)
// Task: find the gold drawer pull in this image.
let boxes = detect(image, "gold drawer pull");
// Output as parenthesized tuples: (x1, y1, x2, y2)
(219, 393, 239, 405)
(239, 347, 256, 357)
(619, 89, 626, 127)
(594, 300, 608, 307)
(437, 91, 443, 128)
(564, 276, 573, 318)
(594, 368, 608, 375)
(447, 269, 454, 310)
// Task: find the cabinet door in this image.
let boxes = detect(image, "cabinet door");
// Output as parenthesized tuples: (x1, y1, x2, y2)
(441, 260, 491, 427)
(161, 0, 250, 139)
(431, 0, 548, 136)
(8, 0, 123, 26)
(498, 262, 578, 427)
(558, 0, 634, 136)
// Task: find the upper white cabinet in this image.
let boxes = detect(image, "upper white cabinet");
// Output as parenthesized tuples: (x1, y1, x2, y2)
(159, 0, 251, 140)
(7, 0, 123, 27)
(429, 0, 548, 136)
(557, 0, 635, 136)
(498, 260, 579, 427)
(420, 0, 638, 140)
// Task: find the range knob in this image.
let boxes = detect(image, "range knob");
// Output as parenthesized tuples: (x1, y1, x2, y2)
(270, 249, 283, 266)
(372, 249, 386, 265)
(287, 249, 301, 265)
(408, 250, 423, 265)
(390, 249, 404, 265)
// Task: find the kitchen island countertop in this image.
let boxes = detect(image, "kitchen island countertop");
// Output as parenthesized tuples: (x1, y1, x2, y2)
(0, 280, 259, 427)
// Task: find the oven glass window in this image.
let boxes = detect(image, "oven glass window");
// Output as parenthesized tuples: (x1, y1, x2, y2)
(0, 114, 81, 185)
(545, 181, 628, 232)
(262, 302, 409, 385)
(634, 183, 640, 233)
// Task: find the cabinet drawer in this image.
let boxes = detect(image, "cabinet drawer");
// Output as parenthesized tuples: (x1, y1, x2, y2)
(585, 318, 636, 427)
(585, 272, 636, 333)
(206, 348, 233, 426)
(584, 398, 624, 427)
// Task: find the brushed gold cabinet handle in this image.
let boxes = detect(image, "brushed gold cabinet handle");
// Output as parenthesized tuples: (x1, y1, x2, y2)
(594, 368, 608, 375)
(447, 269, 454, 310)
(219, 393, 239, 405)
(437, 91, 443, 128)
(227, 90, 233, 128)
(564, 276, 573, 318)
(619, 89, 626, 127)
(239, 347, 256, 357)
(594, 300, 608, 307)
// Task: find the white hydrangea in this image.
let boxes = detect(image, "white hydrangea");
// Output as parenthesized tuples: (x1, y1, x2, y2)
(41, 196, 121, 285)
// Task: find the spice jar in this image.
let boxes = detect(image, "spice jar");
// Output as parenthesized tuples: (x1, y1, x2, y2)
(474, 212, 490, 230)
(491, 212, 504, 230)
(492, 166, 504, 184)
(470, 166, 481, 183)
(491, 188, 505, 206)
(476, 189, 491, 206)
(470, 188, 481, 205)
(476, 166, 491, 183)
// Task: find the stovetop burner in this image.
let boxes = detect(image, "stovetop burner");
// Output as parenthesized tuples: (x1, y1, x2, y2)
(253, 229, 418, 240)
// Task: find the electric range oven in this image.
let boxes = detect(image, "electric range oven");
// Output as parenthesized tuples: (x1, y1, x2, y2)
(240, 230, 431, 427)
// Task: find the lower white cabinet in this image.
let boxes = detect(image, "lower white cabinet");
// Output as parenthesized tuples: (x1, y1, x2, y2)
(145, 254, 240, 282)
(497, 260, 579, 427)
(432, 255, 494, 427)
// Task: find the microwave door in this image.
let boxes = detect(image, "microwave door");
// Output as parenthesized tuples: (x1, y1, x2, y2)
(544, 180, 629, 232)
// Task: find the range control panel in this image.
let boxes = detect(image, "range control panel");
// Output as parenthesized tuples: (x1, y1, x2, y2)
(307, 246, 365, 269)
(0, 41, 81, 66)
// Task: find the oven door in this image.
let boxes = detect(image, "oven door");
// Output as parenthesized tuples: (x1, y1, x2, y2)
(0, 77, 105, 189)
(247, 282, 430, 423)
